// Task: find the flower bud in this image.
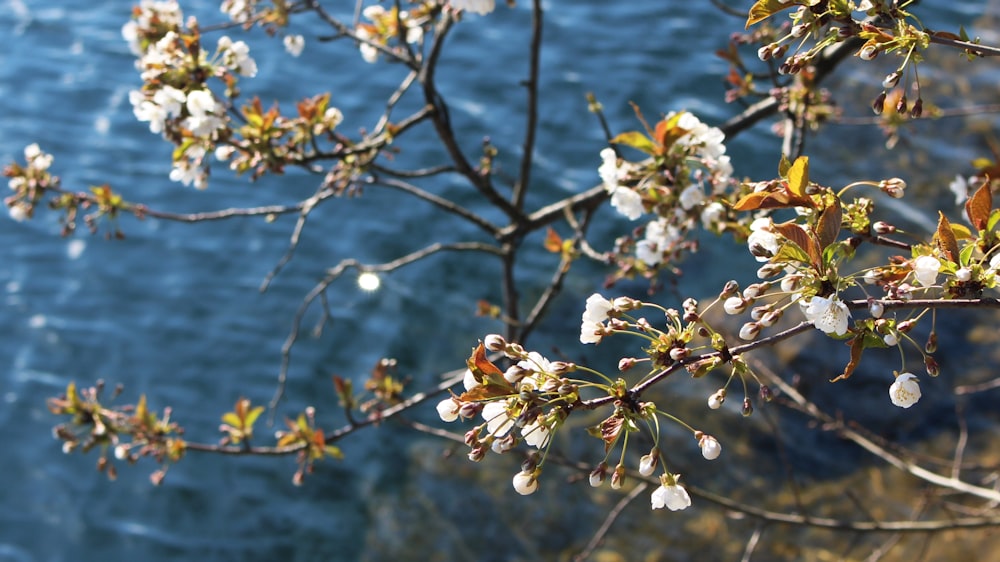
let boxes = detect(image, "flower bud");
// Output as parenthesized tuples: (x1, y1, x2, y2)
(925, 356, 940, 377)
(721, 280, 739, 298)
(864, 270, 882, 285)
(757, 263, 784, 279)
(872, 221, 895, 234)
(743, 282, 770, 300)
(895, 94, 908, 114)
(925, 331, 937, 354)
(512, 470, 539, 495)
(879, 178, 906, 198)
(868, 299, 884, 318)
(618, 357, 636, 371)
(639, 451, 659, 476)
(910, 98, 923, 119)
(459, 402, 480, 419)
(436, 398, 460, 422)
(872, 91, 887, 115)
(468, 446, 486, 462)
(883, 332, 899, 346)
(610, 464, 625, 489)
(724, 296, 747, 315)
(858, 44, 879, 60)
(759, 385, 773, 402)
(697, 433, 722, 460)
(881, 71, 900, 89)
(589, 463, 607, 487)
(956, 267, 972, 282)
(669, 347, 689, 361)
(757, 44, 773, 61)
(760, 309, 782, 327)
(739, 322, 761, 341)
(708, 389, 726, 410)
(742, 397, 754, 417)
(483, 333, 506, 352)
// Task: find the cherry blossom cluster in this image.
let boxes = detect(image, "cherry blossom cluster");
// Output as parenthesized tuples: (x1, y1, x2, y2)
(599, 111, 736, 280)
(440, 292, 749, 510)
(355, 4, 428, 64)
(4, 144, 55, 222)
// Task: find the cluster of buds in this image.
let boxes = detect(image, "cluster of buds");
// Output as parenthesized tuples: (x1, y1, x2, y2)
(47, 380, 186, 485)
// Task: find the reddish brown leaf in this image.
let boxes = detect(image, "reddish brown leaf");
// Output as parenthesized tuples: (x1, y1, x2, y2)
(543, 227, 563, 253)
(732, 190, 814, 212)
(816, 198, 842, 250)
(773, 222, 821, 267)
(830, 337, 864, 382)
(965, 177, 993, 232)
(599, 414, 625, 452)
(934, 212, 960, 262)
(465, 343, 513, 396)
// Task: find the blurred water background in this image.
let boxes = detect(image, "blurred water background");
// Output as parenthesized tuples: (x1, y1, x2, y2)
(3, 1, 1000, 560)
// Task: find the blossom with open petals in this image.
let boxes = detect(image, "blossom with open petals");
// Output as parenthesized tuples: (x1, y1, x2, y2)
(651, 474, 691, 511)
(451, 0, 495, 15)
(580, 293, 613, 344)
(889, 372, 921, 408)
(802, 295, 850, 335)
(912, 255, 941, 287)
(609, 186, 644, 220)
(283, 34, 305, 57)
(482, 401, 514, 437)
(521, 419, 550, 449)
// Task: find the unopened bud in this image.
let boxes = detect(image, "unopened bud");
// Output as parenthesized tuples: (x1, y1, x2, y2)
(757, 263, 784, 279)
(869, 299, 885, 318)
(739, 322, 762, 341)
(610, 464, 625, 489)
(708, 389, 726, 410)
(743, 282, 770, 300)
(724, 296, 748, 315)
(483, 334, 506, 352)
(956, 267, 972, 282)
(742, 397, 754, 417)
(589, 462, 607, 487)
(760, 309, 782, 327)
(910, 98, 923, 118)
(759, 385, 773, 402)
(721, 280, 740, 298)
(669, 347, 689, 361)
(872, 221, 895, 234)
(925, 331, 937, 354)
(618, 357, 636, 372)
(872, 91, 887, 115)
(757, 44, 773, 61)
(925, 356, 940, 377)
(882, 71, 900, 89)
(858, 44, 879, 60)
(638, 451, 658, 476)
(895, 94, 908, 114)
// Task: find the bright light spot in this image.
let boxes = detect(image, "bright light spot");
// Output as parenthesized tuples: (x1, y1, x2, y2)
(358, 272, 381, 292)
(67, 239, 86, 259)
(29, 314, 46, 328)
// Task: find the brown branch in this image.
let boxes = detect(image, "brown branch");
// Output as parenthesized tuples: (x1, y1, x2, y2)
(927, 34, 1000, 57)
(369, 176, 500, 236)
(511, 0, 544, 211)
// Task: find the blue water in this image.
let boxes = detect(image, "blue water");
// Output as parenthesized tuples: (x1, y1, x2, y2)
(2, 1, 998, 560)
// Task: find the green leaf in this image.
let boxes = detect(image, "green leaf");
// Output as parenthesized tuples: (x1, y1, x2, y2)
(746, 0, 797, 28)
(787, 156, 809, 197)
(609, 131, 657, 155)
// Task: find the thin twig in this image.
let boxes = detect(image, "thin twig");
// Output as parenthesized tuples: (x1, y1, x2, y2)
(573, 482, 648, 562)
(740, 524, 765, 562)
(511, 0, 544, 211)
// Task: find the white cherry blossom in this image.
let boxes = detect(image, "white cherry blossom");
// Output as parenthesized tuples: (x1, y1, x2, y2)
(451, 0, 496, 15)
(609, 187, 644, 220)
(802, 295, 850, 335)
(482, 401, 514, 437)
(651, 475, 691, 511)
(580, 293, 613, 344)
(698, 434, 721, 460)
(284, 35, 305, 57)
(912, 255, 941, 287)
(436, 398, 460, 422)
(889, 372, 921, 408)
